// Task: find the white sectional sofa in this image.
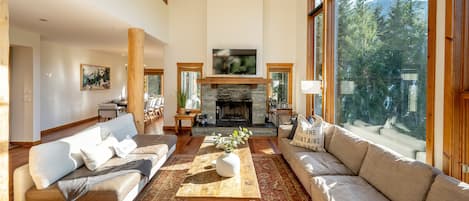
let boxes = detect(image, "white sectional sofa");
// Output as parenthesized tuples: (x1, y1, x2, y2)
(278, 123, 469, 201)
(14, 114, 177, 201)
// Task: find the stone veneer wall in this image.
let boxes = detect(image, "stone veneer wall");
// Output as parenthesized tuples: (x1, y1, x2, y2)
(201, 84, 267, 125)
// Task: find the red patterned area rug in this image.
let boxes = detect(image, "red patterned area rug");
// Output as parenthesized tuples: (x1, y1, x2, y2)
(136, 154, 310, 201)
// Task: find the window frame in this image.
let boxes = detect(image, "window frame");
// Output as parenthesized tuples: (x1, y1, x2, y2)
(177, 62, 203, 113)
(144, 68, 164, 96)
(307, 0, 325, 116)
(267, 63, 293, 105)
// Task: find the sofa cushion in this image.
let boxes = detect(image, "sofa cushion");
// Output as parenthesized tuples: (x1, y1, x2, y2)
(310, 175, 390, 201)
(58, 126, 104, 168)
(278, 138, 318, 194)
(29, 141, 78, 190)
(359, 143, 436, 201)
(327, 126, 369, 174)
(98, 113, 138, 141)
(114, 138, 138, 158)
(426, 174, 469, 201)
(295, 152, 354, 176)
(290, 115, 325, 151)
(26, 153, 159, 201)
(132, 135, 177, 159)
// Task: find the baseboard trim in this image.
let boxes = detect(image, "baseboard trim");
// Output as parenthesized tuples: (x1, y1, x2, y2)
(41, 116, 98, 136)
(10, 140, 41, 148)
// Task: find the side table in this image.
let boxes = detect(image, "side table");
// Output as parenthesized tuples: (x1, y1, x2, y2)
(174, 113, 197, 134)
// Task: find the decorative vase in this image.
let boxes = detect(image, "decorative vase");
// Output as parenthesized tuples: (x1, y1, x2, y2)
(216, 152, 240, 177)
(178, 108, 186, 114)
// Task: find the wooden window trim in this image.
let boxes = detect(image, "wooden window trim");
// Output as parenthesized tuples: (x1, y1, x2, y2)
(307, 2, 325, 116)
(144, 68, 164, 96)
(177, 62, 203, 113)
(443, 0, 468, 180)
(426, 0, 437, 167)
(315, 0, 436, 165)
(267, 63, 293, 105)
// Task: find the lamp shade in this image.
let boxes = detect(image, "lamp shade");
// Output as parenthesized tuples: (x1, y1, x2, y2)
(301, 80, 322, 94)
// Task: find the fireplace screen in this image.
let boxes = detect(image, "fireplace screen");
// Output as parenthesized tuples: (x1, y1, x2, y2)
(216, 100, 252, 126)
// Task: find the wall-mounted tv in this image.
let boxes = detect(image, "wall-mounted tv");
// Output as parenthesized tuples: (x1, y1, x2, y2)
(213, 49, 256, 75)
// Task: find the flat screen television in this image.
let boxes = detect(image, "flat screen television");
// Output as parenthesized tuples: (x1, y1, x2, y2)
(213, 49, 256, 75)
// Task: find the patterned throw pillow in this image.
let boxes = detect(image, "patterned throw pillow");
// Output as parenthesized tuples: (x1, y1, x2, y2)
(290, 115, 325, 152)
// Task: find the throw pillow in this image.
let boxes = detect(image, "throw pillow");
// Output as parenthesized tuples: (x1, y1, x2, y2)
(80, 134, 117, 171)
(81, 145, 113, 171)
(114, 137, 137, 158)
(100, 134, 119, 155)
(290, 115, 325, 151)
(287, 117, 298, 139)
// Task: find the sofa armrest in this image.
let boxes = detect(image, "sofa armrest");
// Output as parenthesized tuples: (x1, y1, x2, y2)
(278, 125, 293, 139)
(14, 164, 34, 201)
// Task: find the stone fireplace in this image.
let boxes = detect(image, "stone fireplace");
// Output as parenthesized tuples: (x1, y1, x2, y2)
(201, 83, 267, 126)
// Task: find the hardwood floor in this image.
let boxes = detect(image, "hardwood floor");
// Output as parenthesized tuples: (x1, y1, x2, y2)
(8, 116, 279, 199)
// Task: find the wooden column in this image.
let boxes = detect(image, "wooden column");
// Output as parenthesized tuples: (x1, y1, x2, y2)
(127, 28, 145, 134)
(0, 0, 9, 200)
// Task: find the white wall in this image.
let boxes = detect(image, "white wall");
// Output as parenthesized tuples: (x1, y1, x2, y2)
(206, 0, 264, 76)
(164, 0, 207, 126)
(433, 0, 446, 170)
(294, 0, 308, 115)
(9, 46, 34, 142)
(88, 0, 169, 43)
(263, 0, 296, 63)
(163, 0, 308, 126)
(40, 41, 127, 130)
(9, 26, 41, 142)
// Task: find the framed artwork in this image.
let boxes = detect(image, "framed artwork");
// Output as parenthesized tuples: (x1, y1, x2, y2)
(80, 64, 111, 90)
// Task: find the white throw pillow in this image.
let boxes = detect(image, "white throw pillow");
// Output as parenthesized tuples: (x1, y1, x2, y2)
(114, 137, 137, 158)
(290, 115, 325, 151)
(100, 134, 119, 155)
(80, 134, 118, 171)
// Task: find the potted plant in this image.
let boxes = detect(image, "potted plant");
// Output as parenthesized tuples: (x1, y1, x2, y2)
(212, 127, 253, 177)
(177, 91, 187, 114)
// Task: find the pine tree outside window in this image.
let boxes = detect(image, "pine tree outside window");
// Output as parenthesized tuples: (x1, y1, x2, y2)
(334, 0, 428, 162)
(177, 63, 203, 112)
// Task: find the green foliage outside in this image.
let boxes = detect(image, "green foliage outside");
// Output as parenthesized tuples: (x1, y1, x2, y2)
(146, 75, 161, 97)
(335, 0, 428, 140)
(271, 72, 288, 104)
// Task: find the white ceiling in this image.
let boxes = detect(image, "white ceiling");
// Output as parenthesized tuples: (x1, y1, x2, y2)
(9, 0, 165, 64)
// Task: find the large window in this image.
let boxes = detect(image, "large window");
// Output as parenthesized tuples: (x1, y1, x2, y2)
(313, 12, 324, 117)
(334, 0, 429, 161)
(267, 63, 293, 107)
(177, 63, 203, 111)
(144, 69, 164, 98)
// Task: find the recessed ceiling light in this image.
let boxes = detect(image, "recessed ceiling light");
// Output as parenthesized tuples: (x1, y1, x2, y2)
(39, 18, 48, 22)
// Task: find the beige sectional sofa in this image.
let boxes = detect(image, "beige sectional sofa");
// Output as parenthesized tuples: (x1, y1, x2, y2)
(278, 123, 469, 201)
(13, 114, 177, 201)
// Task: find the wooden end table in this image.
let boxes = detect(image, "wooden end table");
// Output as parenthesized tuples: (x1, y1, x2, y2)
(176, 136, 261, 200)
(174, 113, 197, 134)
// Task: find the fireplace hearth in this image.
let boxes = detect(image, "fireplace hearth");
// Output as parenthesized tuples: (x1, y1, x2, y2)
(216, 99, 252, 126)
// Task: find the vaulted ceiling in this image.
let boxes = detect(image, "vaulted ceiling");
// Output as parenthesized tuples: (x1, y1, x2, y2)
(9, 0, 165, 62)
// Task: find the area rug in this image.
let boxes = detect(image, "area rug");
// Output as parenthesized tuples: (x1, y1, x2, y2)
(136, 154, 310, 201)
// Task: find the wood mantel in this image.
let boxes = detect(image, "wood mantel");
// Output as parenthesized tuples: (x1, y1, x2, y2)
(198, 77, 270, 85)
